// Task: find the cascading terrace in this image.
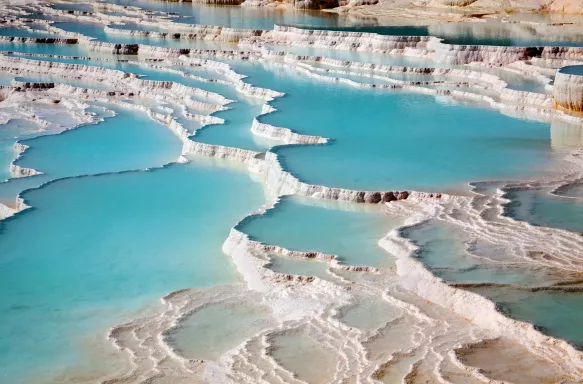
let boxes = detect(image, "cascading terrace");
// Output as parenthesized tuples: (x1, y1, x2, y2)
(1, 2, 583, 384)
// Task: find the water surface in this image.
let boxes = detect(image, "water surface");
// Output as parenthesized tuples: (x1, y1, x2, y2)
(239, 196, 400, 267)
(0, 159, 265, 383)
(236, 62, 553, 191)
(504, 188, 583, 233)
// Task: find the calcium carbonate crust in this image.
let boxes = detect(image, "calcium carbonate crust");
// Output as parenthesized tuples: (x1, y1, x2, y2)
(2, 5, 583, 383)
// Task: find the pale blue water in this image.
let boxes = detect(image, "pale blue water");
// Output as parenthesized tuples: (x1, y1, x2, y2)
(0, 72, 14, 85)
(268, 253, 334, 281)
(403, 221, 479, 271)
(469, 287, 583, 349)
(403, 220, 546, 286)
(236, 62, 552, 191)
(15, 105, 181, 180)
(110, 23, 164, 32)
(403, 219, 583, 349)
(0, 159, 264, 383)
(167, 298, 273, 361)
(503, 188, 583, 233)
(238, 196, 401, 267)
(0, 105, 181, 207)
(194, 99, 274, 151)
(559, 65, 583, 75)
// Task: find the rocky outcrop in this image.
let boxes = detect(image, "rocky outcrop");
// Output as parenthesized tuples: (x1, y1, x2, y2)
(9, 164, 42, 178)
(545, 0, 583, 14)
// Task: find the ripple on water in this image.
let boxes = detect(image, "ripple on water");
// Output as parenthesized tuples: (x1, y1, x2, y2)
(269, 327, 337, 384)
(455, 338, 573, 384)
(167, 295, 275, 361)
(339, 294, 400, 331)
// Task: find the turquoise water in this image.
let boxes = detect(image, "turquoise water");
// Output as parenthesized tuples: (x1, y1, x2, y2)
(504, 188, 583, 233)
(0, 105, 181, 207)
(0, 159, 264, 383)
(238, 196, 401, 267)
(194, 99, 273, 151)
(15, 105, 181, 179)
(235, 62, 552, 191)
